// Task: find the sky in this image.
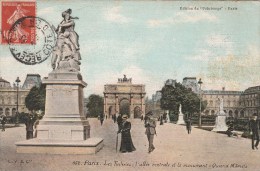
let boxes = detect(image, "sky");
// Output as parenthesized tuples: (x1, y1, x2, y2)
(0, 1, 259, 98)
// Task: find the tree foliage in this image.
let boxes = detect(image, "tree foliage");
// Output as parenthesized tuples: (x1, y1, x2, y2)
(160, 82, 207, 117)
(86, 94, 104, 117)
(25, 85, 46, 113)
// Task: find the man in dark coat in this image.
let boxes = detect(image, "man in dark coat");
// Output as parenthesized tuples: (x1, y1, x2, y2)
(1, 116, 7, 132)
(117, 115, 136, 153)
(141, 115, 144, 122)
(160, 114, 164, 125)
(100, 114, 104, 126)
(25, 114, 36, 140)
(249, 113, 259, 150)
(226, 119, 234, 137)
(145, 111, 156, 153)
(186, 117, 192, 134)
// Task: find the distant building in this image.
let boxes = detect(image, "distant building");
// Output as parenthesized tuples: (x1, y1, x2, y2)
(103, 75, 146, 118)
(182, 77, 199, 94)
(165, 79, 176, 87)
(22, 74, 41, 89)
(202, 88, 243, 117)
(239, 86, 260, 116)
(0, 75, 41, 117)
(152, 91, 162, 102)
(150, 77, 259, 118)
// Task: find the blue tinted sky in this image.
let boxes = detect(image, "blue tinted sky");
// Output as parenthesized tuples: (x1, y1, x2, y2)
(0, 1, 259, 98)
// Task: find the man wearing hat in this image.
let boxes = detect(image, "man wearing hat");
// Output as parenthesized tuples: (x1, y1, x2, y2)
(1, 115, 7, 132)
(144, 111, 156, 153)
(249, 113, 259, 150)
(117, 114, 136, 153)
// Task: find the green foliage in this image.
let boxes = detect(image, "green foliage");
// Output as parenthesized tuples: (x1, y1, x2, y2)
(192, 114, 216, 126)
(25, 85, 46, 113)
(86, 94, 104, 117)
(160, 82, 207, 117)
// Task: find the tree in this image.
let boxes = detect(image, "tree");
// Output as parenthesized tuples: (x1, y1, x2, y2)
(25, 84, 46, 113)
(86, 94, 104, 117)
(160, 82, 207, 118)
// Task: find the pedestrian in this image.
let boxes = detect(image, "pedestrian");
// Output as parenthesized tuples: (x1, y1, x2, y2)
(25, 113, 36, 140)
(106, 115, 108, 119)
(186, 117, 192, 134)
(249, 113, 259, 150)
(1, 116, 7, 132)
(226, 119, 234, 137)
(141, 115, 144, 122)
(117, 114, 136, 153)
(160, 115, 164, 125)
(117, 114, 123, 131)
(100, 114, 104, 126)
(163, 113, 167, 123)
(144, 111, 156, 153)
(113, 114, 117, 123)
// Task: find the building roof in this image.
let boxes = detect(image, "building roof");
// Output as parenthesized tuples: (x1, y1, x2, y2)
(26, 74, 41, 76)
(203, 90, 243, 95)
(183, 77, 197, 80)
(0, 77, 10, 83)
(243, 86, 260, 94)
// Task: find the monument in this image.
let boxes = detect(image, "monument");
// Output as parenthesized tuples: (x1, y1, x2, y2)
(16, 9, 103, 154)
(212, 98, 228, 132)
(103, 75, 146, 119)
(176, 104, 185, 125)
(165, 110, 170, 123)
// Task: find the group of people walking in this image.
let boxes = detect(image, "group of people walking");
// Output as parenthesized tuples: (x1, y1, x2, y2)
(116, 111, 157, 153)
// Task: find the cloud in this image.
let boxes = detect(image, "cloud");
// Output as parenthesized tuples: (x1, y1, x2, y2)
(187, 49, 214, 62)
(80, 39, 152, 63)
(147, 11, 217, 27)
(186, 33, 234, 62)
(104, 6, 131, 23)
(37, 7, 56, 16)
(206, 44, 260, 91)
(205, 34, 233, 54)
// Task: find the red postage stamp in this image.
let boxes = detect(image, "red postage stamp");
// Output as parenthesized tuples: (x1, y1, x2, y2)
(1, 1, 36, 44)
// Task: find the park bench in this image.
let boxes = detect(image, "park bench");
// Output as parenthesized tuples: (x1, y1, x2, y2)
(230, 131, 243, 138)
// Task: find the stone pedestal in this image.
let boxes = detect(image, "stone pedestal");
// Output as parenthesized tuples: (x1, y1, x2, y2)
(166, 110, 170, 123)
(212, 111, 228, 132)
(177, 113, 185, 125)
(16, 72, 104, 154)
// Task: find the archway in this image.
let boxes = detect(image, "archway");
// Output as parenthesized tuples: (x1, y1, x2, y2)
(108, 106, 114, 118)
(119, 99, 130, 116)
(0, 108, 3, 115)
(234, 110, 239, 118)
(240, 110, 245, 118)
(211, 110, 215, 115)
(228, 110, 233, 117)
(205, 110, 209, 115)
(5, 108, 10, 116)
(12, 108, 16, 116)
(134, 106, 142, 118)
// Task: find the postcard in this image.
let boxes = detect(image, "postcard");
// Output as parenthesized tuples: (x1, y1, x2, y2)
(0, 0, 259, 171)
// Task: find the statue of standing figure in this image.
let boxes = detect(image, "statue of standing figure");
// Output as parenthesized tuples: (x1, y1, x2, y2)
(51, 9, 81, 72)
(219, 98, 224, 112)
(179, 104, 182, 113)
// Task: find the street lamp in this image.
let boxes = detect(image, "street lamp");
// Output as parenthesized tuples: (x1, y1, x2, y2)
(15, 77, 21, 126)
(198, 78, 203, 127)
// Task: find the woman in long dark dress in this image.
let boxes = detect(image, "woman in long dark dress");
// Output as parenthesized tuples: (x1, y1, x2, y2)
(118, 115, 136, 153)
